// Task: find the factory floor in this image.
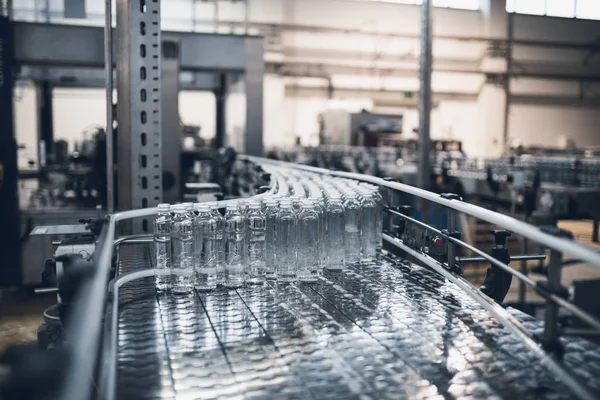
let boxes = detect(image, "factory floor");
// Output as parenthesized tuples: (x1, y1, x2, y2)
(0, 289, 55, 352)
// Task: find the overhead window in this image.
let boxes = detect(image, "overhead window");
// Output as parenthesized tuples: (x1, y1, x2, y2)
(507, 0, 600, 21)
(372, 0, 479, 11)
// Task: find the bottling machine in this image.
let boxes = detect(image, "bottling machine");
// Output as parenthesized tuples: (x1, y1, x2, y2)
(3, 156, 600, 400)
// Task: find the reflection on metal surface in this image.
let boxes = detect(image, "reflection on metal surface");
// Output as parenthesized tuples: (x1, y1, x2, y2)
(114, 244, 600, 399)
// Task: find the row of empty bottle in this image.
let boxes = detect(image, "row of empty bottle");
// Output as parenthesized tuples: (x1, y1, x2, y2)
(153, 168, 383, 293)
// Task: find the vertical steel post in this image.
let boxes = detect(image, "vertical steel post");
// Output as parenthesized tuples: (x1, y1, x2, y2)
(447, 210, 456, 270)
(543, 250, 562, 351)
(418, 0, 432, 191)
(244, 0, 249, 34)
(215, 73, 227, 150)
(116, 0, 162, 231)
(104, 0, 113, 212)
(503, 12, 514, 154)
(0, 16, 21, 285)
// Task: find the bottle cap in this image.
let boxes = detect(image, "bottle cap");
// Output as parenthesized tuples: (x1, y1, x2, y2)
(197, 204, 210, 213)
(226, 202, 239, 211)
(302, 199, 316, 207)
(158, 203, 170, 212)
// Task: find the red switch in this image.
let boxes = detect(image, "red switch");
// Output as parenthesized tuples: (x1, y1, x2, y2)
(432, 237, 443, 246)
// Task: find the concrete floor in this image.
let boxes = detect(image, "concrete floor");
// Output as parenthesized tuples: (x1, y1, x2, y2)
(0, 289, 56, 352)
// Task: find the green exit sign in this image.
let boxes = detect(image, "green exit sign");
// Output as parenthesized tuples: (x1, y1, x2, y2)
(404, 91, 414, 98)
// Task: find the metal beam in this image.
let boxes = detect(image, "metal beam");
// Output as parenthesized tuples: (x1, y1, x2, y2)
(19, 66, 219, 90)
(197, 18, 600, 52)
(284, 85, 477, 104)
(13, 22, 261, 72)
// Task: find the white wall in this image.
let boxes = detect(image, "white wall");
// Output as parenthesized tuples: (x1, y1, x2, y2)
(509, 105, 600, 148)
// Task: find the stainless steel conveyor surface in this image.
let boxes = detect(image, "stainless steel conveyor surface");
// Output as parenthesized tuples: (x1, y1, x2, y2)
(114, 244, 600, 400)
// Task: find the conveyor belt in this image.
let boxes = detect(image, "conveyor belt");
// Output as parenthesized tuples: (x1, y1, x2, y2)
(115, 244, 600, 399)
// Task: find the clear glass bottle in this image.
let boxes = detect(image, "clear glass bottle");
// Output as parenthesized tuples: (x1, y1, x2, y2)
(246, 202, 267, 284)
(210, 203, 226, 286)
(194, 204, 218, 291)
(298, 199, 320, 282)
(343, 192, 362, 265)
(264, 199, 279, 279)
(224, 202, 246, 288)
(154, 203, 172, 292)
(325, 196, 345, 270)
(170, 205, 194, 294)
(276, 198, 297, 282)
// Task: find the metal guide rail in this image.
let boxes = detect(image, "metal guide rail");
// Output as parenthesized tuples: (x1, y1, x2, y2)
(59, 156, 600, 400)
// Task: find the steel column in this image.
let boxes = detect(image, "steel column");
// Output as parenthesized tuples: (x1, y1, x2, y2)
(161, 38, 181, 204)
(116, 0, 162, 231)
(0, 16, 21, 285)
(244, 36, 264, 156)
(104, 0, 114, 212)
(503, 12, 514, 154)
(36, 80, 54, 165)
(417, 0, 432, 191)
(214, 72, 227, 149)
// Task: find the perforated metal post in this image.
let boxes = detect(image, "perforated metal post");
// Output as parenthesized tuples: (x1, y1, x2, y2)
(116, 0, 162, 232)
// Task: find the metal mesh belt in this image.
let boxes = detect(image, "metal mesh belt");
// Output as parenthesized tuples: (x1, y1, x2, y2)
(115, 244, 600, 399)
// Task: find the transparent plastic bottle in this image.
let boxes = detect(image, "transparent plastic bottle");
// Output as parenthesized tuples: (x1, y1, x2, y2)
(194, 204, 218, 291)
(343, 192, 362, 264)
(246, 201, 267, 284)
(298, 199, 320, 282)
(359, 189, 377, 263)
(276, 198, 297, 282)
(325, 196, 345, 270)
(308, 196, 326, 270)
(210, 203, 226, 286)
(371, 186, 383, 251)
(183, 202, 195, 217)
(170, 205, 194, 294)
(264, 199, 279, 279)
(224, 202, 245, 288)
(154, 203, 172, 292)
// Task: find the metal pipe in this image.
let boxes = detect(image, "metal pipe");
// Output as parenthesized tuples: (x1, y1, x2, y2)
(417, 0, 432, 191)
(457, 254, 546, 263)
(184, 18, 600, 51)
(59, 220, 115, 400)
(383, 234, 596, 400)
(34, 287, 58, 294)
(544, 250, 562, 351)
(563, 328, 600, 337)
(104, 0, 114, 213)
